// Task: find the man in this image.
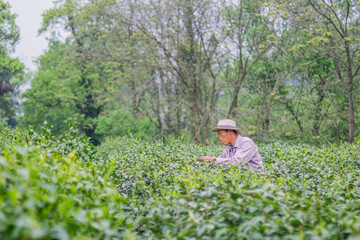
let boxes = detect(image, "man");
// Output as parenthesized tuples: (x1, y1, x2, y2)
(200, 119, 264, 172)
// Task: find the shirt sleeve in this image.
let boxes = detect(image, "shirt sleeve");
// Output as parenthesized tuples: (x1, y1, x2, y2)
(215, 140, 257, 165)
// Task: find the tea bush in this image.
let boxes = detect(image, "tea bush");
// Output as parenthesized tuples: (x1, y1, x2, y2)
(1, 125, 360, 239)
(0, 126, 126, 240)
(99, 137, 360, 239)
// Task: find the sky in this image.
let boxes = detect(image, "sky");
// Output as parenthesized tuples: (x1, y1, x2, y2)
(8, 0, 55, 72)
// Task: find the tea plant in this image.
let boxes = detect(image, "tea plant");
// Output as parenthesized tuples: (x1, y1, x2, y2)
(0, 126, 126, 239)
(99, 136, 360, 239)
(1, 125, 359, 239)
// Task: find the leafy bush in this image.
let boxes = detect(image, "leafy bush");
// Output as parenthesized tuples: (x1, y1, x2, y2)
(1, 125, 360, 239)
(0, 125, 126, 239)
(99, 137, 360, 239)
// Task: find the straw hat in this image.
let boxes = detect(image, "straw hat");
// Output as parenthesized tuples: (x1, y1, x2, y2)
(211, 119, 243, 135)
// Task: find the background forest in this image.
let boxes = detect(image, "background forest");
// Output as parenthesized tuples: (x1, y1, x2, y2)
(1, 0, 360, 145)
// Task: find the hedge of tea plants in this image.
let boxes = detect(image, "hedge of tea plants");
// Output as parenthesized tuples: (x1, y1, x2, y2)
(0, 126, 125, 239)
(99, 137, 360, 239)
(1, 125, 360, 239)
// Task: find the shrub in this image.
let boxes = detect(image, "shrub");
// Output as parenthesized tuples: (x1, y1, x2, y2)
(99, 137, 360, 239)
(1, 124, 360, 239)
(0, 125, 126, 239)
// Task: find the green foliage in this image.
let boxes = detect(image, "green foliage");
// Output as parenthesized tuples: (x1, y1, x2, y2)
(0, 0, 24, 126)
(17, 0, 359, 144)
(1, 125, 360, 238)
(0, 125, 126, 239)
(95, 109, 157, 140)
(0, 0, 20, 51)
(20, 42, 77, 133)
(98, 137, 360, 239)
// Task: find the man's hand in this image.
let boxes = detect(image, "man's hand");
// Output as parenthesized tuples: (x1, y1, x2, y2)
(200, 156, 216, 163)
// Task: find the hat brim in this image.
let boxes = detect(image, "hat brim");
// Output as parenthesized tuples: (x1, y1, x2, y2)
(211, 127, 243, 135)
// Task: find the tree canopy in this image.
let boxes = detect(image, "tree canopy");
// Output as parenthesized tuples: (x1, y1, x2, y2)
(15, 0, 360, 144)
(0, 0, 24, 127)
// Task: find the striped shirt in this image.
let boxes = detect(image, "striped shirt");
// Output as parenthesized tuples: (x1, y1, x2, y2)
(215, 135, 264, 172)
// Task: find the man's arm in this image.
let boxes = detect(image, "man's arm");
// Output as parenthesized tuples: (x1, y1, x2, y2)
(215, 141, 256, 165)
(200, 156, 216, 162)
(200, 146, 228, 162)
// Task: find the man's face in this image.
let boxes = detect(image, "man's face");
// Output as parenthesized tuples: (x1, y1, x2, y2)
(218, 130, 231, 145)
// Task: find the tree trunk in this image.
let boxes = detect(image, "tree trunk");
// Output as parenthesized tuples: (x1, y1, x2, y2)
(312, 76, 326, 137)
(191, 104, 202, 144)
(285, 101, 304, 137)
(154, 74, 163, 137)
(345, 40, 355, 143)
(227, 76, 245, 118)
(348, 82, 354, 143)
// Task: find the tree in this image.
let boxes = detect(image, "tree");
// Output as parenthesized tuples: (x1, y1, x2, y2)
(20, 42, 78, 133)
(121, 0, 223, 143)
(285, 0, 360, 143)
(20, 0, 359, 144)
(39, 0, 119, 144)
(0, 0, 24, 126)
(221, 0, 277, 118)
